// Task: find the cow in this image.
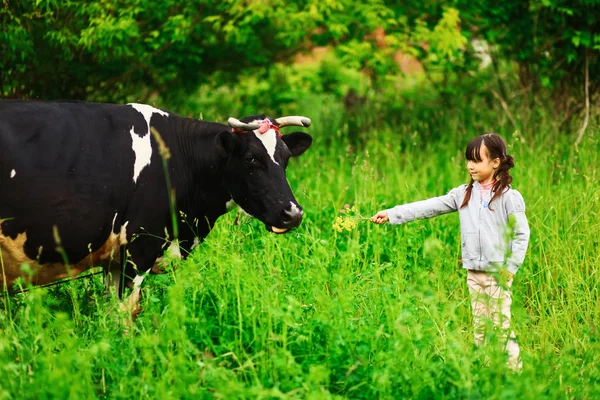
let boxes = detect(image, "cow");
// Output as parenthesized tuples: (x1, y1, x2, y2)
(0, 100, 312, 307)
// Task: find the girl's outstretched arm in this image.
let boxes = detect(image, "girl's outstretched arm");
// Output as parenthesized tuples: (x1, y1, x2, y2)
(373, 185, 465, 226)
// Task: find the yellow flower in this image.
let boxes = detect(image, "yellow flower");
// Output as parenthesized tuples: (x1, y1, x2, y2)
(332, 216, 344, 232)
(333, 204, 368, 232)
(342, 218, 357, 231)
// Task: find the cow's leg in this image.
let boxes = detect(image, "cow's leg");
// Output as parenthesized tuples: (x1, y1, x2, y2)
(120, 273, 145, 321)
(103, 263, 123, 299)
(115, 262, 147, 327)
(118, 236, 163, 320)
(150, 239, 182, 274)
(102, 244, 130, 299)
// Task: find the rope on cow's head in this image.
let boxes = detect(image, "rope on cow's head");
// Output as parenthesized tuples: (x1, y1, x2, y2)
(229, 118, 281, 137)
(228, 115, 311, 137)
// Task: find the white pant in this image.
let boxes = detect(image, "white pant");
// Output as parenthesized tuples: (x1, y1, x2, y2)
(467, 270, 522, 371)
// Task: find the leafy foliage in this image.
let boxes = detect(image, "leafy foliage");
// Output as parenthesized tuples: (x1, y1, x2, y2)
(0, 0, 405, 102)
(456, 0, 600, 105)
(2, 1, 597, 112)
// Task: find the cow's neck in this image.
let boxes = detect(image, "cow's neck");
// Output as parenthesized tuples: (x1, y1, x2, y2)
(171, 117, 230, 212)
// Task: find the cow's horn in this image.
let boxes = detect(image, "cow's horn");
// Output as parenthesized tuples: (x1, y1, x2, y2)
(275, 116, 311, 128)
(228, 117, 261, 131)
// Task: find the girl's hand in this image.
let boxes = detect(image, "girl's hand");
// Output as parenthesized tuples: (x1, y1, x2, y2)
(370, 211, 389, 224)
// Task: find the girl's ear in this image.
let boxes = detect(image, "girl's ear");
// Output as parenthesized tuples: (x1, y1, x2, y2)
(493, 157, 501, 169)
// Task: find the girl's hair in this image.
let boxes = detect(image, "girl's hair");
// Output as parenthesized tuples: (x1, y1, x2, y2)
(460, 133, 514, 210)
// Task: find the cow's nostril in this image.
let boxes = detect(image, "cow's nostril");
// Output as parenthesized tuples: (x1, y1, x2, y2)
(280, 204, 303, 226)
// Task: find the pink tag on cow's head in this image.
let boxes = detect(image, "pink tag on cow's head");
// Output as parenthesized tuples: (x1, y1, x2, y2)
(258, 119, 271, 134)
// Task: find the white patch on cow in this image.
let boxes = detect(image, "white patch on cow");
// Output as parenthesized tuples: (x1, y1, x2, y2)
(132, 274, 145, 288)
(152, 239, 181, 273)
(289, 202, 300, 215)
(122, 273, 146, 315)
(166, 240, 182, 260)
(225, 199, 238, 212)
(128, 103, 169, 183)
(129, 103, 169, 128)
(129, 127, 152, 183)
(119, 221, 129, 245)
(252, 124, 279, 166)
(111, 213, 118, 230)
(10, 169, 16, 178)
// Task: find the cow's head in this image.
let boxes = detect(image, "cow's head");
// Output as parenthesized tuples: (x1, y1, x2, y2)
(216, 115, 312, 233)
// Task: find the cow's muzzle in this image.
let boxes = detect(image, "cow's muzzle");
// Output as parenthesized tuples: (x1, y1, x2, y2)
(271, 203, 303, 233)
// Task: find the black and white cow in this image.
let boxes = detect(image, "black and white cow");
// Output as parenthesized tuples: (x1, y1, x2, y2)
(0, 100, 312, 301)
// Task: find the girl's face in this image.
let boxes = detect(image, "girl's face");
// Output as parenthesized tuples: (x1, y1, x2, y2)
(466, 144, 500, 184)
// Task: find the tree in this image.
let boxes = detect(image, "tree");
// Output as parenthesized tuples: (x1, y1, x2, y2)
(0, 0, 407, 102)
(456, 0, 600, 111)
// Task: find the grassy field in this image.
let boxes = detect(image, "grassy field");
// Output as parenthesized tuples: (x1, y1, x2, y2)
(1, 99, 599, 399)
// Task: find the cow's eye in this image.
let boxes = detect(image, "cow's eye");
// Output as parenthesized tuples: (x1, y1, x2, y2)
(245, 157, 256, 164)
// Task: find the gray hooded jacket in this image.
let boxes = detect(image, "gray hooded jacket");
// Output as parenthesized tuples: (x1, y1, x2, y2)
(386, 182, 530, 274)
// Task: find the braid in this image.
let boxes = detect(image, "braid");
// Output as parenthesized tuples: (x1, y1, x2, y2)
(460, 179, 474, 209)
(489, 154, 514, 209)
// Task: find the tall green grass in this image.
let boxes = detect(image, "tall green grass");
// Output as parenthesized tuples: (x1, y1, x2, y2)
(1, 98, 598, 399)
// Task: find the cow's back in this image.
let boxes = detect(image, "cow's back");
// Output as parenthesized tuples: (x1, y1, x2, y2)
(0, 101, 138, 175)
(0, 100, 151, 288)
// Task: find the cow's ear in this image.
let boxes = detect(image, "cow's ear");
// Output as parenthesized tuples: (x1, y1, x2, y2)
(216, 130, 236, 157)
(281, 132, 312, 157)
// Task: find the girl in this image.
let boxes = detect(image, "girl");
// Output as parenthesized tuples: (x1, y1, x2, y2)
(371, 133, 530, 371)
